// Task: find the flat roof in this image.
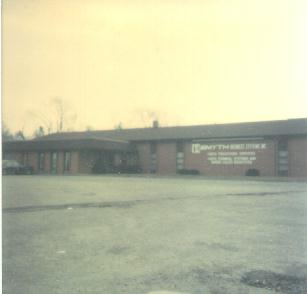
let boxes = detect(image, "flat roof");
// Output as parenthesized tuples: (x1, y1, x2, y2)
(34, 118, 307, 142)
(3, 119, 307, 152)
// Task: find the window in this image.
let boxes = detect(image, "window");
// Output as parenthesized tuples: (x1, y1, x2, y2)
(64, 152, 71, 172)
(50, 152, 57, 174)
(278, 138, 288, 176)
(38, 152, 45, 172)
(176, 142, 185, 170)
(149, 143, 157, 173)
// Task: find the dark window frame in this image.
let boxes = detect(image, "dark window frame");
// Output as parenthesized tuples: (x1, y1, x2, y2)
(176, 141, 185, 170)
(277, 138, 288, 176)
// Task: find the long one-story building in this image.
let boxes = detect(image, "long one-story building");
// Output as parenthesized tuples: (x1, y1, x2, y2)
(3, 118, 307, 177)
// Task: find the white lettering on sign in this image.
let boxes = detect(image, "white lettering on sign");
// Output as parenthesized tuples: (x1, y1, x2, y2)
(192, 144, 201, 153)
(207, 152, 256, 165)
(191, 143, 266, 165)
(191, 143, 266, 153)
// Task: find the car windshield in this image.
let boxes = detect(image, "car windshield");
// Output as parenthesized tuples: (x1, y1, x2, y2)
(2, 160, 21, 168)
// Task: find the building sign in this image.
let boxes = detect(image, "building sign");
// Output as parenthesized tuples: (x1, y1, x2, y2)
(191, 143, 266, 165)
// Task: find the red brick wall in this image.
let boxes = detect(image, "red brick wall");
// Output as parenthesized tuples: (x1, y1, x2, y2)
(288, 137, 307, 177)
(156, 142, 177, 174)
(28, 152, 38, 173)
(5, 136, 306, 177)
(70, 151, 79, 173)
(57, 152, 64, 174)
(45, 152, 51, 173)
(184, 140, 276, 176)
(136, 143, 151, 173)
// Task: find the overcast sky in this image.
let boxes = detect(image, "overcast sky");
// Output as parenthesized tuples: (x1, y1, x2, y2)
(3, 0, 307, 136)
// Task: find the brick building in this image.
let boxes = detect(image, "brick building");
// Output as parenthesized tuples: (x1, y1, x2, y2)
(3, 118, 307, 177)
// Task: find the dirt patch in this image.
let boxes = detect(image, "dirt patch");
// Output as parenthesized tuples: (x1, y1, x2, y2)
(4, 189, 306, 214)
(241, 270, 307, 293)
(194, 241, 239, 252)
(2, 196, 188, 214)
(107, 246, 130, 255)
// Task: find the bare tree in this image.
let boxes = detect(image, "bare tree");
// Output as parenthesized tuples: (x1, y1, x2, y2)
(2, 121, 27, 141)
(28, 97, 77, 135)
(27, 110, 53, 134)
(33, 126, 45, 138)
(85, 126, 94, 132)
(129, 108, 182, 128)
(52, 97, 67, 132)
(14, 130, 26, 140)
(114, 122, 123, 130)
(2, 121, 14, 141)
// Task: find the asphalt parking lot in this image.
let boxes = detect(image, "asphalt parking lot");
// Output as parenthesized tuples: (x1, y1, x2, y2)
(2, 175, 307, 294)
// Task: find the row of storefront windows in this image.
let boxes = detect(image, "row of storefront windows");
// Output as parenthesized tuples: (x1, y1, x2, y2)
(37, 151, 71, 173)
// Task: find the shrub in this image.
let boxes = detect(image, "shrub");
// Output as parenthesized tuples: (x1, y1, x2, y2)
(178, 169, 200, 175)
(245, 169, 260, 176)
(92, 163, 142, 174)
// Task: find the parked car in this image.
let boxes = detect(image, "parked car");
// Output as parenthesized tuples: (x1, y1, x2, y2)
(2, 160, 33, 175)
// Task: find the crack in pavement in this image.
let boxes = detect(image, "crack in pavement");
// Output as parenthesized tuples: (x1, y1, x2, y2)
(225, 190, 306, 196)
(2, 200, 142, 213)
(3, 190, 306, 214)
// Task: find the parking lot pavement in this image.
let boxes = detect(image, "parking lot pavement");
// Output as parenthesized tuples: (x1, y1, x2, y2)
(3, 175, 307, 293)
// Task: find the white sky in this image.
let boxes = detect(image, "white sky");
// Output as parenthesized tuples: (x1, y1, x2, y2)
(3, 0, 307, 136)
